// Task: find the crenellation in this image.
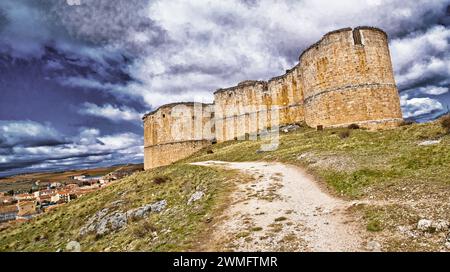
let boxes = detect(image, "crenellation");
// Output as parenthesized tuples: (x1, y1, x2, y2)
(143, 26, 403, 170)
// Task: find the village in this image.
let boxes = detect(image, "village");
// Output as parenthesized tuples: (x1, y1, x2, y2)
(0, 167, 142, 226)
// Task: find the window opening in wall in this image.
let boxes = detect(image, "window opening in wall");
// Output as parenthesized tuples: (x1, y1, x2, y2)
(353, 29, 362, 45)
(162, 114, 166, 118)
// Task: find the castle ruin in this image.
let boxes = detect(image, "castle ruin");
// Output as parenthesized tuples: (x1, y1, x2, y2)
(143, 26, 403, 170)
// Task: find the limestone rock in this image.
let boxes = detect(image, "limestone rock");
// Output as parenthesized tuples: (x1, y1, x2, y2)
(66, 241, 81, 252)
(418, 139, 441, 146)
(445, 242, 450, 250)
(280, 124, 300, 133)
(188, 191, 204, 205)
(432, 220, 449, 232)
(150, 200, 167, 212)
(129, 204, 153, 219)
(397, 225, 418, 238)
(80, 200, 167, 237)
(367, 241, 381, 252)
(417, 219, 433, 231)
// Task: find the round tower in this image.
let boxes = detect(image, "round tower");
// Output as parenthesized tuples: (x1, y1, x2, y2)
(299, 27, 403, 129)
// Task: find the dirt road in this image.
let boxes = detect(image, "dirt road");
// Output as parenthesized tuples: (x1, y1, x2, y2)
(191, 161, 366, 252)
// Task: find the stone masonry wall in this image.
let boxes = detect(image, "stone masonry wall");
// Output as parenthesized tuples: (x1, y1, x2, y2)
(213, 66, 305, 142)
(143, 103, 214, 169)
(144, 140, 211, 169)
(300, 27, 403, 128)
(143, 26, 403, 170)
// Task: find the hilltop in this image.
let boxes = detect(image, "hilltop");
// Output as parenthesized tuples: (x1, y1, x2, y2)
(0, 120, 449, 251)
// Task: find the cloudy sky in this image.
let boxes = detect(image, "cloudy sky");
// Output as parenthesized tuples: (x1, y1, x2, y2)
(1, 0, 450, 177)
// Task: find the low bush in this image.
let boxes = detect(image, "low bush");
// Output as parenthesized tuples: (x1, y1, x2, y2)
(348, 123, 360, 129)
(152, 176, 170, 185)
(339, 130, 350, 139)
(441, 114, 450, 133)
(399, 120, 414, 126)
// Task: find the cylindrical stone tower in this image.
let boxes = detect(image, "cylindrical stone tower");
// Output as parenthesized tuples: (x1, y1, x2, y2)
(299, 27, 403, 129)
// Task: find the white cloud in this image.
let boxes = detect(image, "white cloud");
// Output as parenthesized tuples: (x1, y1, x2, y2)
(390, 25, 450, 88)
(417, 86, 449, 96)
(97, 132, 142, 150)
(124, 0, 450, 108)
(400, 95, 444, 118)
(0, 120, 66, 147)
(78, 102, 143, 123)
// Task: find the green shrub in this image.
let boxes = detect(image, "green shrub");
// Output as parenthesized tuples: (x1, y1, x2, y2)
(367, 219, 383, 232)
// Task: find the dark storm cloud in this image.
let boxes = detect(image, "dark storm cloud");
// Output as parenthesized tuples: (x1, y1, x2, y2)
(0, 121, 143, 177)
(46, 0, 168, 53)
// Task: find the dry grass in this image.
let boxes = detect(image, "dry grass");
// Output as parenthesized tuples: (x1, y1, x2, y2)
(0, 164, 241, 252)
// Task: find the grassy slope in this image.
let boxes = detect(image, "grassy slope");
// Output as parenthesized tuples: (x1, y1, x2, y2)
(0, 164, 247, 252)
(1, 121, 449, 251)
(184, 120, 450, 251)
(187, 121, 450, 199)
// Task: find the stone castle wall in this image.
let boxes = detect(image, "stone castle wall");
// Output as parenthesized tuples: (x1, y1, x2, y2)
(213, 65, 304, 142)
(143, 26, 403, 170)
(143, 102, 214, 169)
(144, 140, 211, 170)
(300, 27, 402, 129)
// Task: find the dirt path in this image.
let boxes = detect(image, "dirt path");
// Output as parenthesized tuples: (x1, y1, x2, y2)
(191, 161, 366, 252)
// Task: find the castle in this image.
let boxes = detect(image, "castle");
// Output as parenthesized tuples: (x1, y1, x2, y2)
(142, 26, 403, 170)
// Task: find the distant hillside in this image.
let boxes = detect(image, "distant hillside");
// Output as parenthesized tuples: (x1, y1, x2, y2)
(1, 120, 449, 252)
(0, 164, 143, 193)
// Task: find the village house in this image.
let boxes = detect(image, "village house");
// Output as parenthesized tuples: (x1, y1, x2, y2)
(16, 201, 37, 220)
(73, 175, 86, 181)
(14, 193, 36, 202)
(34, 189, 56, 202)
(38, 194, 53, 205)
(0, 195, 15, 205)
(34, 189, 57, 198)
(65, 183, 79, 190)
(0, 205, 18, 222)
(49, 182, 63, 189)
(50, 190, 71, 204)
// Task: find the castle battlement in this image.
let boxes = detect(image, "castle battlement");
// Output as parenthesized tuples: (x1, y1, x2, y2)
(143, 26, 403, 170)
